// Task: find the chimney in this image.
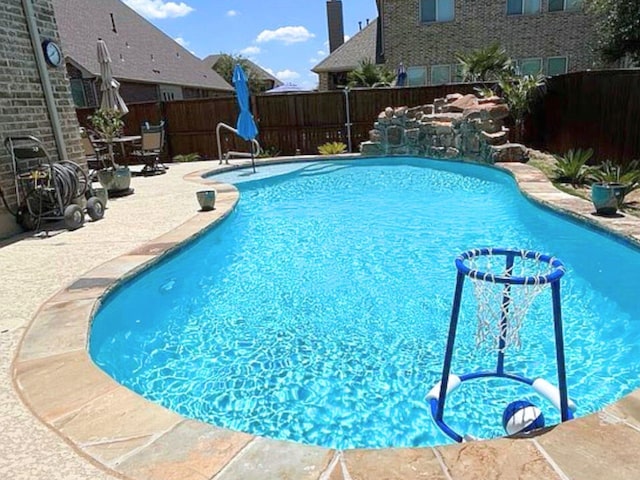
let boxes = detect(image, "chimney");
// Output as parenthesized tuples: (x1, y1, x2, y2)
(326, 0, 345, 53)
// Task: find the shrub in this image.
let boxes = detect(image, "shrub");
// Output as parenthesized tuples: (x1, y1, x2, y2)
(257, 146, 281, 158)
(172, 153, 201, 162)
(317, 142, 347, 155)
(553, 148, 594, 186)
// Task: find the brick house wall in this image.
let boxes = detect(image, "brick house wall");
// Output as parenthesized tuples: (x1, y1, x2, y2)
(380, 0, 599, 84)
(0, 0, 83, 238)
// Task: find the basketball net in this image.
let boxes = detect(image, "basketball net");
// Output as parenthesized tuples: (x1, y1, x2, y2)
(466, 250, 554, 352)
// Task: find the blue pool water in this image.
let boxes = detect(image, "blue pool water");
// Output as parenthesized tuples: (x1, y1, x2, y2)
(90, 157, 640, 449)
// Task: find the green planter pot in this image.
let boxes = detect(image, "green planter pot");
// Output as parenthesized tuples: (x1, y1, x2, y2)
(591, 182, 626, 215)
(196, 190, 216, 211)
(97, 166, 131, 193)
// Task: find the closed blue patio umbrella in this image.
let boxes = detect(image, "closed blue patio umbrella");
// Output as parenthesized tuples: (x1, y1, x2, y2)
(233, 64, 258, 172)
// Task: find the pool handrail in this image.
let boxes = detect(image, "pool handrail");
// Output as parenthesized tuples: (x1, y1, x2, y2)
(216, 122, 261, 164)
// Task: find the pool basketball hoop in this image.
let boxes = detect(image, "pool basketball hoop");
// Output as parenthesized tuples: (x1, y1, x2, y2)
(427, 248, 576, 442)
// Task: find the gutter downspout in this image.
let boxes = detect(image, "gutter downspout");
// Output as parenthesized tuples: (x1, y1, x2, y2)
(21, 0, 68, 160)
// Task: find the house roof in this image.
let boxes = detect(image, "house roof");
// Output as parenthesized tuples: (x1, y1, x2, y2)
(312, 19, 378, 73)
(52, 0, 233, 91)
(202, 55, 283, 86)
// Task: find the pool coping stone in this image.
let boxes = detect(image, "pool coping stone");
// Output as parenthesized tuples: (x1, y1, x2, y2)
(12, 155, 640, 480)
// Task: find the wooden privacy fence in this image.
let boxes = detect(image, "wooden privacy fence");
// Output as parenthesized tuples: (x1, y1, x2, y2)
(77, 83, 481, 160)
(526, 70, 640, 164)
(76, 71, 640, 163)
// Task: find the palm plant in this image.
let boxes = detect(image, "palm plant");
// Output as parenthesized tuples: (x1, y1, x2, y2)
(589, 159, 640, 195)
(455, 43, 514, 83)
(347, 59, 395, 88)
(553, 148, 594, 186)
(498, 74, 547, 143)
(318, 141, 347, 155)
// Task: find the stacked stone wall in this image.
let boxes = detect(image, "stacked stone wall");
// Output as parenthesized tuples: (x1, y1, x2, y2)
(361, 93, 528, 164)
(0, 0, 83, 237)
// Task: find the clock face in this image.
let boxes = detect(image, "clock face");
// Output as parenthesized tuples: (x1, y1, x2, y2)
(43, 40, 63, 67)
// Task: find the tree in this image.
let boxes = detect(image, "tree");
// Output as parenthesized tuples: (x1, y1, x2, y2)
(347, 59, 395, 88)
(585, 0, 640, 64)
(211, 54, 265, 94)
(454, 43, 514, 82)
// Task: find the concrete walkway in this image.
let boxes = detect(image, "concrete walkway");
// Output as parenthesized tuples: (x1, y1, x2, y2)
(0, 161, 228, 480)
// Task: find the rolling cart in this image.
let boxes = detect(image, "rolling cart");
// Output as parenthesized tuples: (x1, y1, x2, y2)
(2, 136, 105, 232)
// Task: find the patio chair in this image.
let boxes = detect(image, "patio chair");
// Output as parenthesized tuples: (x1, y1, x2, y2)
(130, 121, 167, 175)
(80, 128, 109, 172)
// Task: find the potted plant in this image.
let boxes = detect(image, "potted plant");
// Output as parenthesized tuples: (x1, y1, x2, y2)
(89, 108, 131, 192)
(588, 160, 639, 215)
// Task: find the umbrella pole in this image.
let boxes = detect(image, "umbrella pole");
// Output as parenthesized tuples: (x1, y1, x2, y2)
(249, 140, 256, 173)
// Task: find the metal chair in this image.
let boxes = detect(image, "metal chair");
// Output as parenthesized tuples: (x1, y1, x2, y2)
(79, 128, 109, 172)
(131, 121, 167, 175)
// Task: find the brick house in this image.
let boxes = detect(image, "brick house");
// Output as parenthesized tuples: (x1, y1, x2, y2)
(0, 0, 84, 238)
(313, 19, 380, 91)
(315, 0, 600, 90)
(52, 0, 233, 108)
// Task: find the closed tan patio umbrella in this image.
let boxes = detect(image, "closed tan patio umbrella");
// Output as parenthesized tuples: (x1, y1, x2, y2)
(97, 38, 129, 115)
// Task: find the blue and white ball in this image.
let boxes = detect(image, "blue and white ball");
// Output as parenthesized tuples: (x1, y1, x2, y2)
(502, 400, 545, 435)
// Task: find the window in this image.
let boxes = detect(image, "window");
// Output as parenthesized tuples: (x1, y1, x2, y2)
(519, 58, 543, 75)
(407, 66, 427, 86)
(549, 0, 582, 12)
(507, 0, 540, 15)
(547, 57, 568, 76)
(421, 0, 455, 23)
(70, 79, 87, 108)
(452, 64, 465, 83)
(431, 65, 451, 85)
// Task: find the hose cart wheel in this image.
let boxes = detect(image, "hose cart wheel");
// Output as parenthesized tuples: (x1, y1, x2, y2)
(17, 207, 38, 231)
(86, 197, 105, 221)
(63, 204, 84, 230)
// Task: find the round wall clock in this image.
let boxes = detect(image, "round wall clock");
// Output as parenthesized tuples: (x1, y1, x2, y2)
(42, 39, 63, 68)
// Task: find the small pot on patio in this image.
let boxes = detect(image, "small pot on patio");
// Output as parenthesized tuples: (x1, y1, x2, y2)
(590, 182, 626, 216)
(196, 190, 216, 211)
(97, 165, 131, 193)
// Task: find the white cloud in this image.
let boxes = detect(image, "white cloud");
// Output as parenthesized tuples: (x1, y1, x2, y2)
(309, 57, 318, 64)
(240, 46, 261, 56)
(276, 69, 301, 82)
(256, 26, 315, 45)
(317, 50, 326, 56)
(344, 34, 351, 42)
(227, 10, 238, 17)
(174, 36, 189, 47)
(124, 0, 194, 19)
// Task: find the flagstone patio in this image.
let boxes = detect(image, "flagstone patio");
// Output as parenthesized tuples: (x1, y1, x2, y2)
(2, 157, 640, 480)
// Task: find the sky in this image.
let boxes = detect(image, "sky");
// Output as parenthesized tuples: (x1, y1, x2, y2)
(122, 0, 379, 89)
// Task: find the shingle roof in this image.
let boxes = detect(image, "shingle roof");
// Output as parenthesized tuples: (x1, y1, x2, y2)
(202, 55, 283, 86)
(312, 19, 378, 73)
(52, 0, 233, 91)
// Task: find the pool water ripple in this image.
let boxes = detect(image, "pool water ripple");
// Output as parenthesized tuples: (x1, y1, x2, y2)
(91, 158, 640, 449)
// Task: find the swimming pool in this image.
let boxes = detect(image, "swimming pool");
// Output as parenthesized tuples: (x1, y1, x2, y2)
(90, 157, 640, 449)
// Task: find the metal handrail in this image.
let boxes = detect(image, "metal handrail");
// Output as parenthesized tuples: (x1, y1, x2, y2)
(216, 122, 261, 164)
